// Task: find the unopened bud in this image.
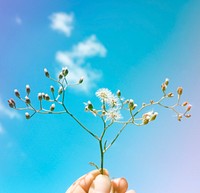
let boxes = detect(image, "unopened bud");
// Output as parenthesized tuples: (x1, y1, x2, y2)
(177, 115, 182, 121)
(161, 83, 167, 92)
(50, 104, 55, 111)
(129, 99, 136, 110)
(25, 112, 30, 119)
(117, 90, 121, 97)
(150, 112, 158, 121)
(44, 68, 50, 77)
(38, 93, 42, 100)
(87, 101, 93, 110)
(45, 94, 50, 100)
(78, 77, 84, 84)
(186, 104, 192, 112)
(165, 78, 169, 86)
(50, 85, 54, 93)
(25, 96, 31, 104)
(8, 99, 16, 108)
(42, 93, 46, 99)
(182, 101, 188, 106)
(26, 85, 31, 95)
(177, 87, 183, 95)
(58, 86, 63, 95)
(167, 93, 174, 97)
(58, 73, 63, 79)
(185, 114, 191, 118)
(14, 89, 20, 98)
(143, 118, 149, 125)
(62, 67, 68, 76)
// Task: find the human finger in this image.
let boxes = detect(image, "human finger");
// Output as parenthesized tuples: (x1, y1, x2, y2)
(111, 178, 128, 193)
(66, 170, 108, 193)
(88, 174, 111, 193)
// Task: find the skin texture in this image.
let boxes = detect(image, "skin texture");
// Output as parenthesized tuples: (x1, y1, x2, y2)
(66, 170, 136, 193)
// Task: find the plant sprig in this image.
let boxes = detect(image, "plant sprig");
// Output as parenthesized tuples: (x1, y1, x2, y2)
(8, 68, 191, 174)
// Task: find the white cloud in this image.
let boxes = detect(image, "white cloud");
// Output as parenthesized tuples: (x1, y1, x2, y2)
(56, 35, 107, 92)
(50, 12, 74, 37)
(0, 97, 20, 119)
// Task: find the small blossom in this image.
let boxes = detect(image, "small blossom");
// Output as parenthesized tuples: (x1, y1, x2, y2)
(42, 93, 46, 99)
(129, 99, 136, 111)
(44, 68, 50, 77)
(150, 112, 158, 121)
(25, 112, 30, 119)
(96, 88, 113, 103)
(14, 89, 20, 98)
(105, 109, 122, 121)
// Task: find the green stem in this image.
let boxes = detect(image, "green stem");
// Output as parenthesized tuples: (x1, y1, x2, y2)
(99, 139, 104, 174)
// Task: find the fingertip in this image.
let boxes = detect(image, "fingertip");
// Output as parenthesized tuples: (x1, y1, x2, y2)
(112, 178, 128, 193)
(89, 174, 111, 193)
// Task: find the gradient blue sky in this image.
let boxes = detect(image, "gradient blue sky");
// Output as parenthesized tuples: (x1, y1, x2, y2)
(0, 0, 199, 193)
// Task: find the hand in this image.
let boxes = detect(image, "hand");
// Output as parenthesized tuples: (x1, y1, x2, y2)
(66, 170, 136, 193)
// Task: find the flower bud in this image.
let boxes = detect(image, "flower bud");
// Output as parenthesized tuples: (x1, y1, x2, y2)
(185, 114, 191, 118)
(182, 101, 188, 106)
(44, 68, 50, 77)
(50, 86, 54, 93)
(58, 86, 63, 95)
(186, 104, 192, 112)
(50, 104, 55, 111)
(45, 94, 50, 100)
(25, 96, 31, 104)
(87, 101, 93, 110)
(14, 89, 20, 98)
(78, 77, 84, 84)
(25, 112, 30, 119)
(8, 99, 16, 108)
(167, 93, 174, 97)
(150, 112, 158, 121)
(129, 99, 136, 110)
(143, 118, 149, 125)
(177, 87, 183, 95)
(42, 93, 46, 99)
(117, 90, 121, 97)
(165, 78, 169, 86)
(62, 67, 68, 76)
(161, 83, 167, 92)
(38, 93, 42, 100)
(26, 85, 31, 95)
(177, 114, 182, 121)
(58, 73, 63, 79)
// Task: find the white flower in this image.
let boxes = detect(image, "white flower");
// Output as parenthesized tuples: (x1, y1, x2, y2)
(105, 109, 122, 121)
(96, 88, 113, 103)
(96, 88, 121, 108)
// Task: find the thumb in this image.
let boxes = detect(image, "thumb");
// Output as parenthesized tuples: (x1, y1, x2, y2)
(88, 174, 111, 193)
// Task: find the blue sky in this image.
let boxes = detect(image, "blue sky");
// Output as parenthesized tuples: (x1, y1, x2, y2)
(0, 0, 199, 193)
